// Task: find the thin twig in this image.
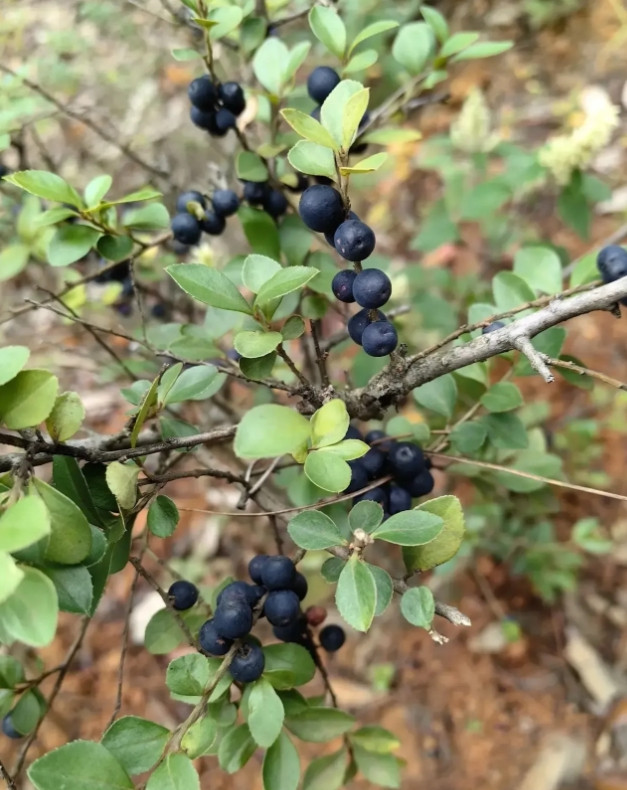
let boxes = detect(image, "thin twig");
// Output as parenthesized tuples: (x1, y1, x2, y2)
(512, 336, 554, 383)
(310, 320, 330, 388)
(0, 760, 17, 790)
(543, 355, 627, 390)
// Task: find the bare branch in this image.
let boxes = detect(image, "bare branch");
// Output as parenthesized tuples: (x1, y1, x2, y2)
(543, 355, 627, 391)
(512, 336, 554, 383)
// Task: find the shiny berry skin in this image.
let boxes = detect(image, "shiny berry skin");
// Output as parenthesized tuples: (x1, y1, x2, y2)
(354, 486, 388, 508)
(167, 580, 199, 611)
(347, 308, 385, 345)
(388, 442, 425, 480)
(334, 220, 376, 262)
(198, 619, 233, 656)
(213, 601, 253, 639)
(218, 81, 246, 115)
(248, 555, 270, 584)
(362, 320, 398, 357)
(402, 470, 435, 498)
(262, 189, 288, 218)
(345, 425, 363, 440)
(264, 590, 301, 627)
(482, 321, 505, 334)
(2, 714, 22, 739)
(273, 615, 307, 643)
(261, 556, 295, 591)
(171, 213, 201, 246)
(332, 270, 357, 303)
(344, 460, 368, 494)
(319, 624, 346, 652)
(212, 189, 239, 217)
(365, 430, 394, 452)
(291, 571, 308, 601)
(200, 209, 226, 235)
(597, 245, 627, 283)
(388, 484, 412, 515)
(324, 211, 359, 246)
(217, 581, 263, 607)
(176, 190, 205, 213)
(190, 106, 216, 130)
(307, 66, 341, 103)
(188, 76, 217, 110)
(215, 108, 237, 132)
(243, 181, 269, 205)
(229, 641, 265, 683)
(299, 185, 345, 233)
(360, 448, 386, 479)
(352, 269, 391, 309)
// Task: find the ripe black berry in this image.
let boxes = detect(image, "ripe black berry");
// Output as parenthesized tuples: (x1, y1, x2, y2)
(291, 571, 308, 601)
(365, 430, 394, 452)
(597, 245, 627, 283)
(198, 619, 233, 656)
(215, 108, 237, 133)
(262, 188, 288, 218)
(261, 556, 295, 591)
(402, 470, 434, 498)
(176, 190, 205, 214)
(344, 460, 368, 494)
(482, 321, 505, 334)
(347, 308, 385, 345)
(310, 106, 321, 122)
(360, 447, 386, 479)
(248, 554, 269, 584)
(273, 615, 308, 643)
(218, 81, 246, 115)
(243, 181, 269, 205)
(299, 185, 345, 233)
(334, 220, 376, 262)
(345, 425, 363, 440)
(332, 270, 357, 303)
(307, 66, 341, 104)
(362, 320, 398, 357)
(190, 106, 216, 130)
(229, 640, 265, 683)
(388, 484, 412, 515)
(388, 442, 425, 480)
(352, 269, 391, 309)
(171, 213, 202, 246)
(167, 580, 199, 611)
(217, 581, 263, 607)
(212, 189, 240, 217)
(319, 624, 345, 652)
(213, 601, 253, 639)
(354, 486, 388, 508)
(188, 76, 217, 111)
(264, 590, 301, 627)
(2, 714, 22, 740)
(200, 209, 226, 235)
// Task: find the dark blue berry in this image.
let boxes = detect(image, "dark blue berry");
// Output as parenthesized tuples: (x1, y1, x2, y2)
(362, 320, 398, 357)
(291, 571, 308, 601)
(262, 189, 288, 218)
(227, 348, 241, 362)
(243, 181, 269, 205)
(215, 108, 237, 132)
(334, 220, 376, 262)
(151, 303, 168, 319)
(310, 106, 321, 122)
(347, 308, 386, 345)
(176, 190, 205, 213)
(264, 590, 300, 627)
(212, 189, 240, 217)
(332, 270, 357, 303)
(352, 269, 391, 309)
(2, 714, 22, 739)
(344, 460, 369, 494)
(188, 76, 217, 110)
(286, 173, 309, 193)
(597, 245, 627, 283)
(344, 425, 363, 441)
(217, 581, 262, 607)
(198, 619, 233, 656)
(307, 66, 341, 104)
(319, 624, 345, 652)
(261, 556, 295, 591)
(248, 554, 269, 584)
(218, 81, 246, 115)
(190, 106, 216, 130)
(168, 580, 199, 611)
(200, 209, 226, 235)
(388, 442, 425, 481)
(299, 185, 345, 234)
(273, 615, 307, 643)
(360, 447, 386, 479)
(402, 470, 434, 498)
(482, 321, 505, 334)
(171, 213, 201, 246)
(365, 430, 394, 452)
(213, 601, 253, 639)
(354, 486, 388, 508)
(388, 484, 412, 515)
(229, 640, 265, 683)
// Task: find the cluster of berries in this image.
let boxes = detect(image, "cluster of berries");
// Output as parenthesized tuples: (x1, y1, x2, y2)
(597, 245, 627, 304)
(306, 67, 369, 154)
(241, 180, 288, 219)
(344, 426, 434, 517)
(170, 188, 240, 246)
(188, 75, 246, 137)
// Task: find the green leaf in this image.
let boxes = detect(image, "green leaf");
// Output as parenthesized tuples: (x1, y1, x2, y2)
(420, 6, 449, 42)
(130, 375, 160, 449)
(413, 374, 457, 418)
(43, 566, 93, 614)
(218, 724, 256, 773)
(483, 412, 529, 449)
(97, 235, 134, 262)
(302, 748, 348, 790)
(321, 557, 345, 583)
(0, 346, 29, 386)
(361, 128, 422, 145)
(340, 152, 387, 175)
(348, 500, 384, 533)
(569, 251, 597, 288)
(321, 80, 364, 149)
(341, 88, 370, 149)
(353, 746, 401, 788)
(255, 266, 319, 307)
(31, 477, 92, 564)
(449, 422, 487, 454)
(0, 244, 29, 281)
(238, 206, 281, 259)
(236, 151, 269, 183)
(11, 689, 41, 734)
(309, 6, 346, 58)
(122, 203, 170, 230)
(0, 554, 24, 606)
(102, 716, 169, 776)
(263, 731, 299, 790)
(84, 174, 112, 207)
(247, 678, 284, 748)
(181, 714, 218, 758)
(288, 510, 345, 550)
(171, 47, 201, 60)
(146, 752, 200, 790)
(344, 49, 379, 74)
(304, 451, 351, 493)
(166, 654, 210, 697)
(0, 566, 58, 647)
(113, 187, 163, 204)
(262, 644, 316, 689)
(284, 41, 312, 85)
(239, 353, 277, 381)
(29, 743, 134, 789)
(403, 495, 466, 572)
(234, 331, 282, 359)
(242, 254, 281, 293)
(253, 38, 290, 95)
(451, 40, 513, 61)
(144, 608, 185, 655)
(167, 264, 251, 314)
(286, 707, 354, 743)
(310, 399, 349, 448)
(392, 22, 434, 75)
(235, 404, 311, 459)
(513, 246, 562, 295)
(287, 141, 336, 179)
(207, 5, 243, 40)
(47, 225, 101, 267)
(0, 496, 50, 553)
(165, 364, 223, 403)
(0, 656, 24, 688)
(5, 170, 82, 207)
(555, 354, 594, 390)
(282, 315, 306, 340)
(440, 31, 479, 58)
(318, 439, 369, 461)
(279, 216, 312, 267)
(350, 726, 400, 754)
(400, 586, 435, 629)
(349, 20, 399, 54)
(280, 109, 337, 149)
(372, 509, 443, 546)
(336, 556, 376, 632)
(480, 382, 523, 413)
(0, 369, 58, 429)
(45, 391, 85, 441)
(367, 564, 393, 616)
(492, 271, 535, 311)
(147, 496, 179, 538)
(52, 457, 106, 527)
(105, 461, 139, 511)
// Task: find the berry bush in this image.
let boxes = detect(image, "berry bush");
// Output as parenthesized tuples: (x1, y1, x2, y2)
(0, 1, 623, 788)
